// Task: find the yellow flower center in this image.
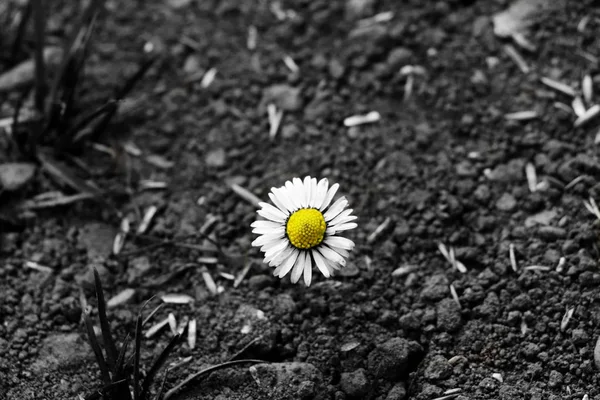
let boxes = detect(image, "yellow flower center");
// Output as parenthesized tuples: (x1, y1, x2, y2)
(286, 208, 326, 249)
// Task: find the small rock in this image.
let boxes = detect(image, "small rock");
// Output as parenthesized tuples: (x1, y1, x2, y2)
(31, 333, 90, 373)
(537, 226, 566, 241)
(436, 298, 462, 332)
(572, 328, 589, 345)
(281, 124, 300, 139)
(339, 368, 370, 398)
(78, 223, 117, 260)
(524, 210, 557, 227)
(479, 377, 498, 390)
(205, 148, 227, 168)
(0, 163, 36, 191)
(168, 0, 191, 8)
(420, 274, 449, 302)
(329, 58, 346, 79)
(367, 337, 423, 380)
(386, 47, 414, 69)
(496, 193, 516, 211)
(424, 355, 452, 380)
(248, 275, 274, 290)
(547, 370, 563, 388)
(262, 84, 302, 111)
(386, 383, 407, 400)
(345, 0, 375, 20)
(127, 256, 152, 284)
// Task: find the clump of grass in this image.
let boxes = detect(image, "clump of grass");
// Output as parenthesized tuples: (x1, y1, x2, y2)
(82, 269, 264, 400)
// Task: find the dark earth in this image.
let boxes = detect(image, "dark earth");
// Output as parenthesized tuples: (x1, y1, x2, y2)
(2, 0, 600, 399)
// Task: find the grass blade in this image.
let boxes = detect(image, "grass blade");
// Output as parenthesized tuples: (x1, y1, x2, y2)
(93, 268, 119, 373)
(139, 330, 185, 400)
(31, 0, 47, 113)
(84, 378, 128, 400)
(37, 152, 102, 195)
(163, 359, 264, 400)
(10, 1, 32, 64)
(83, 307, 111, 385)
(114, 332, 130, 379)
(86, 56, 156, 144)
(133, 311, 142, 400)
(155, 369, 170, 400)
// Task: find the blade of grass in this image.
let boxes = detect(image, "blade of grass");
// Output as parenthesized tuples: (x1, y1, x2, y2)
(139, 330, 185, 400)
(93, 268, 119, 373)
(133, 311, 142, 400)
(37, 151, 102, 195)
(85, 56, 157, 144)
(84, 378, 128, 400)
(114, 332, 130, 379)
(10, 1, 32, 64)
(163, 359, 264, 400)
(83, 307, 111, 385)
(62, 100, 117, 145)
(31, 0, 46, 113)
(155, 369, 170, 400)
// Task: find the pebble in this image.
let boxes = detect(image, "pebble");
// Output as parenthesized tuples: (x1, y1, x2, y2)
(248, 275, 274, 290)
(127, 256, 152, 284)
(339, 368, 370, 398)
(205, 148, 227, 168)
(548, 370, 563, 388)
(367, 337, 423, 379)
(424, 355, 452, 380)
(386, 47, 414, 69)
(345, 0, 376, 20)
(78, 223, 116, 260)
(385, 383, 407, 400)
(0, 163, 36, 191)
(495, 193, 517, 211)
(420, 274, 449, 302)
(30, 333, 89, 373)
(537, 226, 567, 241)
(436, 298, 462, 332)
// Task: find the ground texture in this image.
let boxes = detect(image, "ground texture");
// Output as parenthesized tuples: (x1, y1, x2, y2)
(2, 0, 600, 399)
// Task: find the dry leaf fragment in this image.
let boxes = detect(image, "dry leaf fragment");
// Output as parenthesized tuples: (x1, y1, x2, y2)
(572, 96, 586, 117)
(137, 206, 158, 234)
(391, 264, 418, 277)
(247, 26, 258, 50)
(234, 262, 252, 288)
(574, 104, 600, 127)
(161, 293, 195, 304)
(113, 217, 130, 255)
(202, 270, 218, 295)
(509, 243, 518, 272)
(343, 111, 381, 127)
(583, 74, 593, 103)
(107, 288, 136, 308)
(560, 307, 574, 331)
(367, 217, 391, 244)
(503, 45, 529, 73)
(230, 183, 262, 207)
(24, 261, 53, 273)
(146, 154, 174, 169)
(525, 162, 537, 192)
(187, 319, 197, 349)
(540, 77, 576, 97)
(201, 68, 217, 88)
(145, 317, 169, 338)
(504, 110, 537, 120)
(168, 313, 178, 335)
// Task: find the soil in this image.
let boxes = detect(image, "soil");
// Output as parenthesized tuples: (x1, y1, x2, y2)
(2, 0, 600, 399)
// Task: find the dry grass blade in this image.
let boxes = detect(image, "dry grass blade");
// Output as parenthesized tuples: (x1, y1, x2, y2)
(509, 243, 517, 272)
(93, 268, 119, 372)
(37, 152, 102, 195)
(133, 310, 143, 400)
(82, 307, 111, 385)
(163, 359, 264, 400)
(139, 330, 186, 400)
(561, 307, 574, 331)
(230, 183, 262, 207)
(31, 0, 47, 113)
(583, 197, 600, 220)
(540, 77, 575, 97)
(21, 191, 96, 209)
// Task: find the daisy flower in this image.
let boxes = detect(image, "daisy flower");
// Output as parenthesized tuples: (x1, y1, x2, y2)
(251, 176, 357, 286)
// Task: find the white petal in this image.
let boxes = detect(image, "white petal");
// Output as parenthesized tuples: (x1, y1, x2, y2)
(258, 202, 287, 219)
(285, 181, 302, 210)
(274, 249, 299, 278)
(273, 188, 295, 212)
(327, 222, 357, 234)
(328, 209, 356, 227)
(320, 183, 339, 211)
(260, 237, 288, 253)
(324, 197, 348, 221)
(269, 192, 289, 214)
(317, 246, 346, 266)
(290, 251, 307, 283)
(303, 256, 312, 286)
(251, 220, 282, 229)
(324, 236, 355, 251)
(303, 176, 312, 208)
(268, 245, 295, 267)
(252, 232, 284, 247)
(311, 249, 331, 278)
(293, 177, 307, 208)
(257, 207, 286, 223)
(314, 178, 329, 210)
(252, 226, 285, 235)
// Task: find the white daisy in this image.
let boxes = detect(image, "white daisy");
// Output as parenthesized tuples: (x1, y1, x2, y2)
(251, 176, 358, 286)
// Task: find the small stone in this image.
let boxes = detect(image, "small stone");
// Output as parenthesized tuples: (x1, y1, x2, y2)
(572, 328, 589, 345)
(248, 275, 273, 290)
(436, 298, 462, 332)
(420, 274, 449, 302)
(345, 0, 375, 20)
(0, 163, 36, 191)
(329, 58, 346, 79)
(281, 124, 300, 139)
(479, 377, 498, 390)
(548, 370, 563, 388)
(424, 355, 452, 380)
(537, 226, 567, 241)
(387, 47, 414, 68)
(262, 84, 302, 111)
(496, 193, 516, 211)
(386, 383, 407, 400)
(127, 256, 152, 284)
(367, 337, 423, 380)
(31, 333, 90, 373)
(205, 148, 227, 168)
(339, 368, 370, 398)
(78, 223, 117, 260)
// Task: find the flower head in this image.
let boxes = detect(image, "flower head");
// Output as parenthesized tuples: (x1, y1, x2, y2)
(251, 177, 357, 286)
